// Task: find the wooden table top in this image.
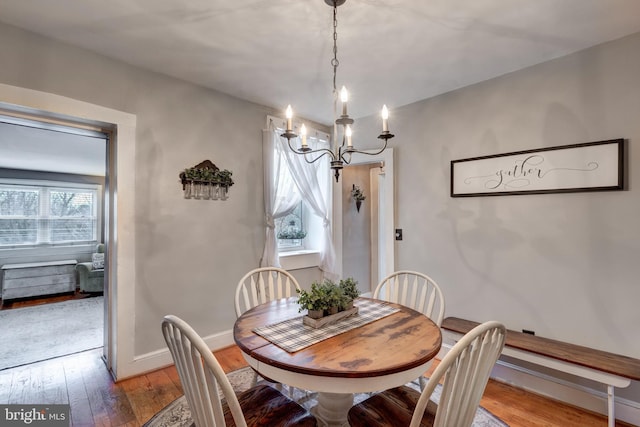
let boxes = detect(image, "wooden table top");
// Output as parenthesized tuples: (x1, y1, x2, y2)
(233, 297, 442, 379)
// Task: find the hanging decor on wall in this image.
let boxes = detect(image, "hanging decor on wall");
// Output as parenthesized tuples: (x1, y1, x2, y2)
(450, 139, 624, 197)
(351, 184, 366, 212)
(179, 160, 234, 200)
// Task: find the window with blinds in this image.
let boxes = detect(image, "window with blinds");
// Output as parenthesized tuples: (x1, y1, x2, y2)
(0, 183, 100, 246)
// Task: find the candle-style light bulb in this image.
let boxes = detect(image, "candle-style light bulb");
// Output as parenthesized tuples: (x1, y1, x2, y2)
(285, 105, 293, 131)
(340, 86, 349, 116)
(346, 125, 353, 148)
(300, 123, 308, 149)
(381, 104, 389, 132)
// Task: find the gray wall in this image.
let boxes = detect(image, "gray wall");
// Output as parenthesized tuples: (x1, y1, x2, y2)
(342, 165, 372, 291)
(355, 32, 640, 400)
(0, 22, 288, 355)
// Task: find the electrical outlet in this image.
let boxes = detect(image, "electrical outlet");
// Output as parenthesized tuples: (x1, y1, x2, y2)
(395, 229, 403, 240)
(522, 329, 535, 335)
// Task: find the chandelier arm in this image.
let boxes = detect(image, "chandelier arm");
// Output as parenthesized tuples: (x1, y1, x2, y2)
(292, 147, 337, 161)
(343, 139, 390, 158)
(301, 149, 338, 163)
(285, 138, 337, 161)
(303, 154, 323, 165)
(340, 150, 352, 165)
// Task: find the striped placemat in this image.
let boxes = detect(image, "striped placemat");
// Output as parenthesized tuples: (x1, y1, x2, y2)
(252, 299, 399, 353)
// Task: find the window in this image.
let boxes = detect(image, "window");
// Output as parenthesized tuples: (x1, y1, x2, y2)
(0, 181, 100, 246)
(269, 118, 331, 254)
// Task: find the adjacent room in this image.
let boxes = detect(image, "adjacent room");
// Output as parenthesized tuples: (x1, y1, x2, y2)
(0, 1, 639, 426)
(0, 118, 106, 370)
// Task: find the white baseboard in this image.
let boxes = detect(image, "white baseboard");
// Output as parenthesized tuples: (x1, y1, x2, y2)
(118, 329, 234, 381)
(440, 342, 640, 426)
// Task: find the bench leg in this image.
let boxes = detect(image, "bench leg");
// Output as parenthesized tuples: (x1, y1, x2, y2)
(608, 385, 615, 427)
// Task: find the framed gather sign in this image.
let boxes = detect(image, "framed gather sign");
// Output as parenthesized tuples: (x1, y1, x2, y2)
(451, 139, 624, 197)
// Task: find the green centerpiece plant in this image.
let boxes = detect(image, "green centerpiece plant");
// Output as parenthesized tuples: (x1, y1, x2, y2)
(325, 280, 344, 315)
(297, 277, 360, 319)
(296, 282, 329, 319)
(339, 277, 360, 310)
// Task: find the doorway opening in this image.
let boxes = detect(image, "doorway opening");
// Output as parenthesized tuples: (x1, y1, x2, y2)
(334, 148, 394, 295)
(341, 163, 382, 290)
(0, 112, 109, 370)
(1, 83, 138, 380)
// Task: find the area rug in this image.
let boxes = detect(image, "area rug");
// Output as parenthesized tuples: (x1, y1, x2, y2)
(144, 367, 508, 427)
(0, 296, 103, 370)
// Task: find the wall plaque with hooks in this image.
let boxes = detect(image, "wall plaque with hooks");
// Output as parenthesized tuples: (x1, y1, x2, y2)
(179, 160, 234, 200)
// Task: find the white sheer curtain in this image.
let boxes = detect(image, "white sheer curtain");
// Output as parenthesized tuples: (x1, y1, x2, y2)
(260, 126, 301, 268)
(278, 127, 338, 280)
(260, 123, 338, 279)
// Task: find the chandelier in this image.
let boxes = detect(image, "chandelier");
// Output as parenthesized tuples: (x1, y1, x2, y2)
(281, 0, 394, 182)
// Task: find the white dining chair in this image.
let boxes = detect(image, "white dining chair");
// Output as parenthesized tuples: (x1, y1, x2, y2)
(348, 320, 506, 427)
(374, 270, 445, 389)
(374, 271, 445, 325)
(234, 267, 302, 396)
(161, 315, 317, 427)
(235, 267, 302, 317)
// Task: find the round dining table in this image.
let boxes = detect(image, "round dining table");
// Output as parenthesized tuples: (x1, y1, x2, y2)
(233, 297, 442, 427)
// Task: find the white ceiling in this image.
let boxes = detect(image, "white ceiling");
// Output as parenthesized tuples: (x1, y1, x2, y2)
(1, 0, 640, 176)
(1, 0, 640, 125)
(0, 119, 106, 176)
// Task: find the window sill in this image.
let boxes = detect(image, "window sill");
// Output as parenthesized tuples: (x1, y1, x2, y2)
(0, 242, 98, 253)
(279, 250, 321, 270)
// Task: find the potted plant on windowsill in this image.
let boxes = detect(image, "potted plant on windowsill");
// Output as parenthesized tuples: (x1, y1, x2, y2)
(277, 225, 307, 240)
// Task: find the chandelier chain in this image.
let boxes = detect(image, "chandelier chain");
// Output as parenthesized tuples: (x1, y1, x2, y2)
(331, 3, 339, 94)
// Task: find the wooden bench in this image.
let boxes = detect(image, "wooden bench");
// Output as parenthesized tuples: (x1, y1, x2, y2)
(442, 317, 640, 427)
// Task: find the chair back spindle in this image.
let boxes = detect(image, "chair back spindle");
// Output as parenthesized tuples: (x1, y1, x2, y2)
(347, 321, 505, 427)
(235, 267, 301, 317)
(162, 315, 247, 427)
(374, 271, 445, 326)
(414, 321, 506, 427)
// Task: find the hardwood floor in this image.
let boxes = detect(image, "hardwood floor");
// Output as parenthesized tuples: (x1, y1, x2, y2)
(0, 345, 631, 427)
(0, 290, 95, 310)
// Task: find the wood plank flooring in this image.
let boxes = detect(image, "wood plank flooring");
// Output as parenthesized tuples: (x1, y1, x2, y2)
(0, 345, 632, 426)
(0, 290, 95, 310)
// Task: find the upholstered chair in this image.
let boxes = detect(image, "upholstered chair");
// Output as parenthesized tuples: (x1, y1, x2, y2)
(76, 243, 105, 293)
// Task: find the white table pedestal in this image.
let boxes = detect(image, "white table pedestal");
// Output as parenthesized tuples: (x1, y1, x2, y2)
(311, 392, 353, 427)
